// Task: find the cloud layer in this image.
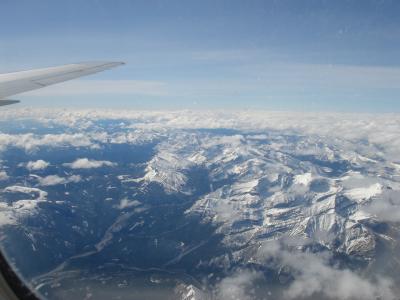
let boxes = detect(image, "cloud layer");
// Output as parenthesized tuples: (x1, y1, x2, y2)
(0, 108, 399, 163)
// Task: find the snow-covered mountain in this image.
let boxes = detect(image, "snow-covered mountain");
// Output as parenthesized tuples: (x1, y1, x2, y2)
(135, 129, 398, 261)
(0, 109, 399, 299)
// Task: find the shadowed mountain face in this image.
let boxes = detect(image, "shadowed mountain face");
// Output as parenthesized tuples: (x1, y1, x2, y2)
(0, 109, 399, 300)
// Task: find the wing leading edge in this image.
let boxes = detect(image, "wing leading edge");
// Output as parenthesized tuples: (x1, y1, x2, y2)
(0, 61, 124, 106)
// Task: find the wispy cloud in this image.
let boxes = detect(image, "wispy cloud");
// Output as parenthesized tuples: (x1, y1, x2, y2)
(191, 49, 254, 61)
(26, 80, 169, 97)
(37, 174, 81, 186)
(234, 61, 400, 90)
(115, 198, 141, 210)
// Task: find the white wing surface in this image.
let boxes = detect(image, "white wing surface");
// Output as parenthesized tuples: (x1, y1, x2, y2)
(0, 61, 124, 106)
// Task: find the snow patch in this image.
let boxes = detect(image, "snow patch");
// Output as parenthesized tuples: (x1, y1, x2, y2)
(0, 185, 48, 226)
(294, 173, 312, 186)
(345, 183, 383, 203)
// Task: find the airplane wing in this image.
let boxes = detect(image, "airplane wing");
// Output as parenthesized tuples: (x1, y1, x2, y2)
(0, 61, 124, 106)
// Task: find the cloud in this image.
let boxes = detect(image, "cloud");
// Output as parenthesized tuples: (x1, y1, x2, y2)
(4, 185, 48, 200)
(4, 107, 393, 162)
(0, 132, 99, 153)
(257, 240, 396, 300)
(214, 200, 239, 222)
(26, 159, 50, 171)
(363, 190, 400, 222)
(214, 270, 263, 300)
(63, 158, 116, 169)
(37, 174, 81, 186)
(115, 198, 141, 210)
(191, 49, 252, 61)
(0, 171, 9, 180)
(0, 108, 399, 162)
(243, 62, 400, 90)
(284, 253, 394, 300)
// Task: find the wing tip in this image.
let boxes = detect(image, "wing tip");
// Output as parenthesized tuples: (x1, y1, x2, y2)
(78, 61, 126, 67)
(107, 61, 126, 66)
(0, 100, 20, 107)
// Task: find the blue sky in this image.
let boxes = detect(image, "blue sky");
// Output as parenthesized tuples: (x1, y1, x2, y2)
(1, 0, 400, 111)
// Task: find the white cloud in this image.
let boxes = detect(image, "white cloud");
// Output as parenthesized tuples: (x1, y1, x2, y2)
(0, 171, 9, 180)
(2, 107, 395, 161)
(0, 108, 398, 162)
(283, 253, 394, 300)
(215, 270, 263, 300)
(363, 190, 400, 222)
(212, 197, 241, 223)
(4, 185, 48, 200)
(0, 132, 99, 152)
(63, 158, 116, 169)
(37, 174, 81, 186)
(257, 240, 396, 300)
(26, 159, 50, 171)
(115, 198, 141, 210)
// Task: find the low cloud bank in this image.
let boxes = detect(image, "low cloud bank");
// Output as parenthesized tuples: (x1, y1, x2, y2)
(0, 108, 399, 161)
(254, 239, 396, 300)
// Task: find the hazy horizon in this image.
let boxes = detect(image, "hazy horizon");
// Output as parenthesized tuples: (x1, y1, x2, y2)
(2, 1, 400, 112)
